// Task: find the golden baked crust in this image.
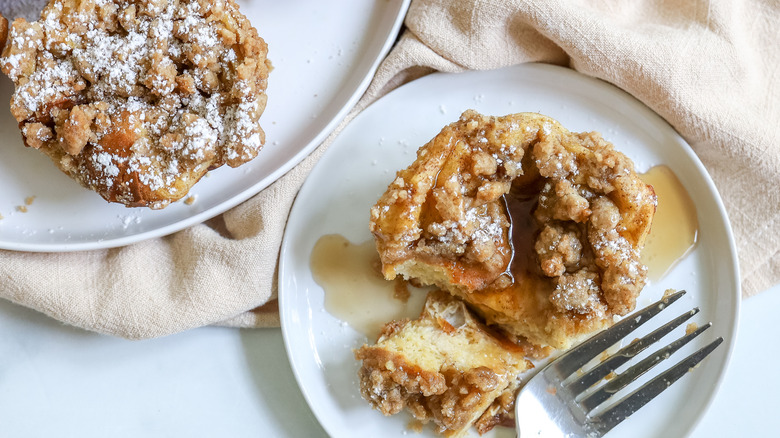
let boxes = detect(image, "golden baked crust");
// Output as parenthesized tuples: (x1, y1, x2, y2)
(0, 14, 8, 50)
(369, 111, 522, 291)
(354, 290, 532, 437)
(370, 110, 656, 348)
(0, 0, 270, 208)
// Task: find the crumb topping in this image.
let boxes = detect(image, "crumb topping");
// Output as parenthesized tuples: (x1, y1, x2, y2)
(370, 110, 657, 348)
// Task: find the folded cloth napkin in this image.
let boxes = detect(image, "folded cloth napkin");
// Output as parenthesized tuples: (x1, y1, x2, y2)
(1, 0, 777, 339)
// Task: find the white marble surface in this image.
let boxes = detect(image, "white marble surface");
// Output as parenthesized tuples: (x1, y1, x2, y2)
(0, 283, 776, 437)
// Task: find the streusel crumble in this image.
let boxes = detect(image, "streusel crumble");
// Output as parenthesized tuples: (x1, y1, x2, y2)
(0, 0, 270, 208)
(370, 110, 656, 349)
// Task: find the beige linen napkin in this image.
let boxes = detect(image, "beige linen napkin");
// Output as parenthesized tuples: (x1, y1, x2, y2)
(1, 0, 777, 339)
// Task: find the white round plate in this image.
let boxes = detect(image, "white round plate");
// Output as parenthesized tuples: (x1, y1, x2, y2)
(0, 0, 410, 252)
(279, 64, 740, 437)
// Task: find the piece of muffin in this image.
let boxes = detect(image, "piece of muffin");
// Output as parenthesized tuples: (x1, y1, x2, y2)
(354, 290, 532, 437)
(0, 0, 270, 208)
(370, 110, 656, 349)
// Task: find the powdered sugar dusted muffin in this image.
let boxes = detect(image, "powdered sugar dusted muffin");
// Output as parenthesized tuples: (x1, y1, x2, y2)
(0, 0, 270, 208)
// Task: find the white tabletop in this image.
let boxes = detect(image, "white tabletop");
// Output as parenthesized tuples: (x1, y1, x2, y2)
(0, 283, 775, 436)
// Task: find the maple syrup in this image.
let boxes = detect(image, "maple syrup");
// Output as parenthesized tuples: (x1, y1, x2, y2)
(640, 165, 699, 281)
(503, 188, 554, 296)
(310, 234, 428, 339)
(309, 166, 694, 340)
(505, 190, 540, 277)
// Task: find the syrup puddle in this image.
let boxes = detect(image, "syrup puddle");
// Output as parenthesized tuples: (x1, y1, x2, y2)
(640, 165, 699, 282)
(310, 234, 428, 340)
(310, 166, 697, 338)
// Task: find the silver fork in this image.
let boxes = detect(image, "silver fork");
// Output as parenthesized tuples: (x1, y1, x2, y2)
(515, 290, 723, 437)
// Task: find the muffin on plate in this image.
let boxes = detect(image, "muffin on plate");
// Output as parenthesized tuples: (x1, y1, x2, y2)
(369, 110, 657, 348)
(0, 0, 270, 208)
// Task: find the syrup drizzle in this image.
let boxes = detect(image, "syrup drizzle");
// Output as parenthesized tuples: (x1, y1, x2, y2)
(309, 234, 428, 339)
(503, 188, 554, 297)
(309, 168, 697, 338)
(640, 165, 699, 281)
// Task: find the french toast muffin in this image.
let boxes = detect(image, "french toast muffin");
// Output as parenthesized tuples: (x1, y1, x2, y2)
(0, 0, 270, 208)
(370, 110, 657, 348)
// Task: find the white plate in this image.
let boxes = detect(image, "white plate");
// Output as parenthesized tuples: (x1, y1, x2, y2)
(279, 64, 740, 437)
(0, 0, 410, 252)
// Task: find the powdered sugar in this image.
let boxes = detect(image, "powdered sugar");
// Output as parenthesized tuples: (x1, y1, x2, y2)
(14, 55, 81, 114)
(466, 206, 503, 245)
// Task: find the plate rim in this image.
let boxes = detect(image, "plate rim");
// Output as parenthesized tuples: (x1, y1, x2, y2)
(279, 62, 740, 438)
(0, 0, 411, 253)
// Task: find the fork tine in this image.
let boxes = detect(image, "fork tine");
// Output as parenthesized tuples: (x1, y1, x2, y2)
(587, 336, 724, 435)
(548, 290, 687, 379)
(566, 308, 700, 395)
(578, 322, 712, 412)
